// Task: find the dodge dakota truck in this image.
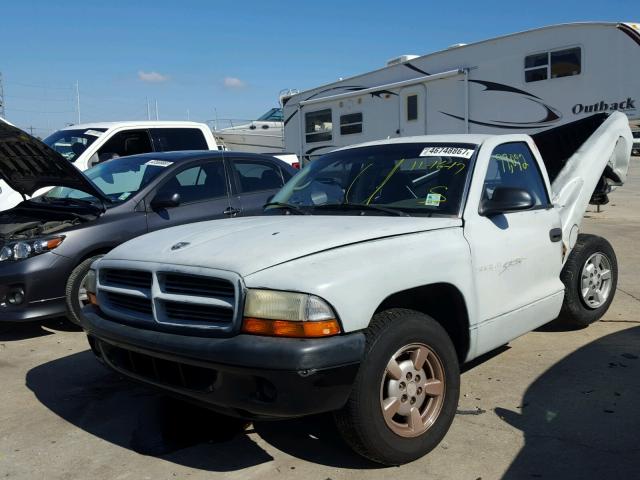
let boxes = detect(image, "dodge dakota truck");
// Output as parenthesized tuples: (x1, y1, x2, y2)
(80, 112, 632, 465)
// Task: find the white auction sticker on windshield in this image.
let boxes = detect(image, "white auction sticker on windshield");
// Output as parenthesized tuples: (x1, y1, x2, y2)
(84, 129, 104, 137)
(145, 160, 174, 167)
(419, 146, 475, 159)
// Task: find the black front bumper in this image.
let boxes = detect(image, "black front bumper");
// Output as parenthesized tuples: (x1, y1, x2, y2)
(82, 306, 365, 419)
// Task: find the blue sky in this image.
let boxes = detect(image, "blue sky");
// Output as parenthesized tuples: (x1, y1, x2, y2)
(0, 0, 637, 136)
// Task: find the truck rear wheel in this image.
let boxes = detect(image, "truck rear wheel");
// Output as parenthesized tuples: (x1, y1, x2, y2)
(334, 309, 459, 465)
(557, 234, 617, 328)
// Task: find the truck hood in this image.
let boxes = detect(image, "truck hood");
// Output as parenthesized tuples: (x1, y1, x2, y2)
(106, 215, 462, 276)
(0, 121, 110, 201)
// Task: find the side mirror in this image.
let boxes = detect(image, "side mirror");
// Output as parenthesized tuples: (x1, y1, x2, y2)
(479, 187, 534, 217)
(150, 192, 181, 210)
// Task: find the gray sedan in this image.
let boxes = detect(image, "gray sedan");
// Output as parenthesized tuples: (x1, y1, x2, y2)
(0, 124, 295, 324)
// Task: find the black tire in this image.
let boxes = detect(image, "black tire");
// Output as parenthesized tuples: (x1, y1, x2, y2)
(65, 255, 103, 325)
(557, 234, 617, 328)
(334, 308, 460, 465)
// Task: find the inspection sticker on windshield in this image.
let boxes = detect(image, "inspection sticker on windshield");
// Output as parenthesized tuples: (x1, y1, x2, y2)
(420, 146, 475, 159)
(84, 129, 104, 137)
(145, 159, 174, 167)
(425, 193, 442, 206)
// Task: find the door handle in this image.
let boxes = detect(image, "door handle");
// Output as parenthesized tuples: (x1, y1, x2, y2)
(549, 228, 562, 242)
(224, 207, 242, 217)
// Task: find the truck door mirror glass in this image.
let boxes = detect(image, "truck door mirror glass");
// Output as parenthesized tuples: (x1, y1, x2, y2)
(151, 192, 181, 210)
(479, 187, 534, 216)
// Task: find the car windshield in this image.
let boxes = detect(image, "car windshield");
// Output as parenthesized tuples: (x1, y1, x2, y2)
(269, 143, 477, 216)
(41, 156, 173, 206)
(43, 128, 107, 162)
(633, 131, 640, 139)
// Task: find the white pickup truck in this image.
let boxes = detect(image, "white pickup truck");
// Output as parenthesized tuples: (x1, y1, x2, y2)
(0, 121, 221, 211)
(80, 112, 631, 465)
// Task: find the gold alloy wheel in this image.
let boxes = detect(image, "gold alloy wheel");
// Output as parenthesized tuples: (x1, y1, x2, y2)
(379, 343, 446, 438)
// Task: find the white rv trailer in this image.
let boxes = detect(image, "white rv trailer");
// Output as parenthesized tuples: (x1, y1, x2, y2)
(283, 22, 640, 162)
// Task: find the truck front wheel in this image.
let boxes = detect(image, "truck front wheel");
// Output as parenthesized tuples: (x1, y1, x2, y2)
(334, 309, 460, 465)
(558, 234, 618, 327)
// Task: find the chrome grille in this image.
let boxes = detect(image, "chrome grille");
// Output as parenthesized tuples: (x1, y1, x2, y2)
(96, 261, 241, 335)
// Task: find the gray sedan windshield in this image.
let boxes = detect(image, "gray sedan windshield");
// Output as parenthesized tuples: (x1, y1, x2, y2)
(42, 156, 172, 205)
(270, 143, 477, 216)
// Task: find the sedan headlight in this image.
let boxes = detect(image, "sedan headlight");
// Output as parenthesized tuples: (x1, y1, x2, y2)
(0, 236, 65, 262)
(242, 289, 341, 338)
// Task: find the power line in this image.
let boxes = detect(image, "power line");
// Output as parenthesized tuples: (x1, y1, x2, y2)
(4, 80, 73, 90)
(4, 107, 75, 114)
(0, 72, 5, 118)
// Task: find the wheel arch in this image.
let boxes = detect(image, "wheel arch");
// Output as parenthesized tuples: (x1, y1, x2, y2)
(375, 283, 470, 363)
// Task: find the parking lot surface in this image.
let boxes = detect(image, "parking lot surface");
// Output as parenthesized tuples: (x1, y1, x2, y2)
(1, 160, 639, 480)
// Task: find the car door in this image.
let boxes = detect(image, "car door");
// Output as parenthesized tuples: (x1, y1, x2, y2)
(145, 159, 232, 232)
(228, 157, 289, 216)
(463, 139, 565, 355)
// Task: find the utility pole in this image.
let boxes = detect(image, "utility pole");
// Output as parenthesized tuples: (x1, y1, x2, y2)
(75, 81, 81, 124)
(29, 126, 34, 136)
(146, 98, 151, 120)
(187, 109, 190, 120)
(155, 99, 159, 120)
(0, 72, 5, 119)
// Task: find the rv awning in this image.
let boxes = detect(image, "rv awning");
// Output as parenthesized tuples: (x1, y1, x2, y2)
(299, 68, 467, 107)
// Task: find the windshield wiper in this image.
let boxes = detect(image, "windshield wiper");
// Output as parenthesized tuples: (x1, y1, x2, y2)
(41, 197, 105, 212)
(312, 203, 410, 217)
(263, 201, 308, 215)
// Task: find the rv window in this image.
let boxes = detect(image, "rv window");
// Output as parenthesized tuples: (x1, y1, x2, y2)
(407, 95, 418, 121)
(525, 47, 581, 83)
(525, 52, 549, 82)
(305, 109, 332, 143)
(340, 113, 363, 135)
(525, 68, 548, 83)
(550, 48, 581, 78)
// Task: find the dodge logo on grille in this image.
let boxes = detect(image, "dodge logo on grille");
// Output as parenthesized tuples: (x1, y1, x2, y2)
(171, 242, 190, 251)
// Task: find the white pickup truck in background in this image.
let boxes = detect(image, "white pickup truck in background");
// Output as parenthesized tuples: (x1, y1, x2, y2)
(80, 112, 631, 465)
(0, 121, 221, 211)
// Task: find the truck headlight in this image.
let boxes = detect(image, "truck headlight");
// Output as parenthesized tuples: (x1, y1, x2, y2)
(0, 236, 65, 262)
(242, 289, 341, 338)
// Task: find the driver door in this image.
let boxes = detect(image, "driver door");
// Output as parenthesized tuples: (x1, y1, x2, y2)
(463, 140, 564, 355)
(145, 159, 232, 232)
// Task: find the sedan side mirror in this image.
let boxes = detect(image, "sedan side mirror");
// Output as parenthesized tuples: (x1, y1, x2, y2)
(150, 192, 181, 210)
(479, 187, 534, 217)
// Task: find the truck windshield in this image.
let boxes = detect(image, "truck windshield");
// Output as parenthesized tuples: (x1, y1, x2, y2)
(269, 143, 477, 216)
(43, 128, 107, 162)
(40, 156, 170, 206)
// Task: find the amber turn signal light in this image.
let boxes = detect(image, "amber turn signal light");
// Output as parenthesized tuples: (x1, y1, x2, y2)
(88, 292, 99, 306)
(242, 317, 341, 338)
